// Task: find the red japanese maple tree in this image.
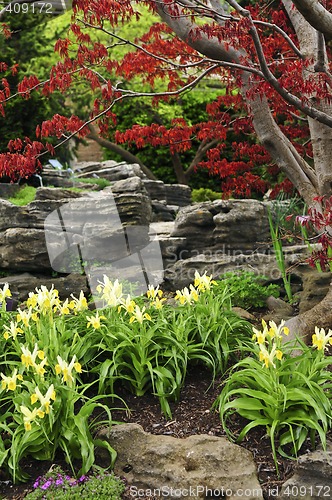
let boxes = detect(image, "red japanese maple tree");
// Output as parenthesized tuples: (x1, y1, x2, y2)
(1, 0, 332, 339)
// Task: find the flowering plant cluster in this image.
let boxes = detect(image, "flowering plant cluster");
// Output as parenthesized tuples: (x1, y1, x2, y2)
(24, 465, 125, 499)
(89, 271, 250, 417)
(0, 272, 250, 482)
(216, 320, 332, 475)
(0, 285, 116, 483)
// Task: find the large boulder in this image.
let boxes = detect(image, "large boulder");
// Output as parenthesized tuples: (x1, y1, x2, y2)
(97, 423, 262, 499)
(171, 199, 272, 256)
(0, 272, 89, 303)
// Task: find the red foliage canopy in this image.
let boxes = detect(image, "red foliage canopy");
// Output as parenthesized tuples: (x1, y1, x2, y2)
(0, 1, 327, 198)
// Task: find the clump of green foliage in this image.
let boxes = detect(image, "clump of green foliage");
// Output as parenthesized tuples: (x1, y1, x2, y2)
(25, 466, 125, 500)
(8, 185, 36, 206)
(74, 177, 111, 190)
(191, 188, 222, 202)
(215, 271, 280, 310)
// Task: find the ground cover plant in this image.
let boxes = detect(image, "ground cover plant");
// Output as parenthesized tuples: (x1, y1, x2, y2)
(24, 466, 125, 500)
(0, 272, 251, 483)
(215, 271, 280, 310)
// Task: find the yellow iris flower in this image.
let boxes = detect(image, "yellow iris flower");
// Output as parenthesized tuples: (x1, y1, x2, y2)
(86, 311, 106, 329)
(31, 384, 56, 414)
(1, 369, 23, 391)
(129, 305, 151, 324)
(312, 326, 332, 351)
(55, 355, 82, 385)
(3, 321, 23, 341)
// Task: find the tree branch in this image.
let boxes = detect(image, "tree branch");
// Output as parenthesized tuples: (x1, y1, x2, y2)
(86, 124, 157, 180)
(291, 0, 332, 41)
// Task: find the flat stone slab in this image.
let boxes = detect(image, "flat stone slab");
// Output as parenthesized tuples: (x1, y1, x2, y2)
(98, 423, 262, 499)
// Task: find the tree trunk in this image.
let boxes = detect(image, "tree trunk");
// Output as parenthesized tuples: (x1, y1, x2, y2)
(285, 281, 332, 345)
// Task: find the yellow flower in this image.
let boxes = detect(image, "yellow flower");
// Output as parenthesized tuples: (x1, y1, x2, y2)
(55, 355, 82, 385)
(58, 299, 71, 315)
(194, 270, 217, 291)
(1, 369, 23, 391)
(146, 285, 163, 300)
(175, 285, 199, 305)
(252, 319, 289, 345)
(27, 285, 60, 314)
(70, 291, 88, 312)
(312, 326, 332, 351)
(17, 307, 38, 327)
(34, 357, 47, 377)
(96, 276, 123, 306)
(20, 406, 40, 432)
(252, 328, 266, 344)
(258, 344, 283, 368)
(31, 384, 56, 414)
(150, 296, 166, 310)
(0, 283, 11, 303)
(129, 305, 151, 324)
(74, 361, 82, 373)
(27, 292, 37, 309)
(3, 321, 24, 341)
(20, 344, 47, 376)
(86, 310, 106, 329)
(119, 295, 136, 314)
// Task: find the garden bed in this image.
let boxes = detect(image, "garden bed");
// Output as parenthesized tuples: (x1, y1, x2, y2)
(0, 274, 331, 499)
(1, 365, 296, 500)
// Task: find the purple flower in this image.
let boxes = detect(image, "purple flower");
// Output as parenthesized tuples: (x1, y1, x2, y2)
(41, 479, 52, 490)
(33, 477, 41, 489)
(56, 477, 64, 486)
(78, 475, 87, 483)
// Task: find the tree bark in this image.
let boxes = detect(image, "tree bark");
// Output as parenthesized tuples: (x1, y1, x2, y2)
(285, 280, 332, 345)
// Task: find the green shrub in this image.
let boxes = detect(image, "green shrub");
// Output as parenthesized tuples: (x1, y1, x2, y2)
(191, 188, 221, 203)
(215, 271, 280, 309)
(8, 185, 36, 206)
(25, 466, 125, 500)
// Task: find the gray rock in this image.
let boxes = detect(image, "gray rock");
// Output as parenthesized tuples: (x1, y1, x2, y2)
(143, 179, 167, 201)
(0, 198, 65, 231)
(279, 442, 332, 499)
(0, 183, 20, 199)
(34, 187, 83, 201)
(163, 252, 283, 291)
(165, 184, 192, 207)
(151, 201, 176, 222)
(171, 199, 272, 256)
(73, 160, 145, 182)
(97, 423, 262, 499)
(298, 270, 331, 313)
(0, 272, 88, 303)
(0, 228, 50, 271)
